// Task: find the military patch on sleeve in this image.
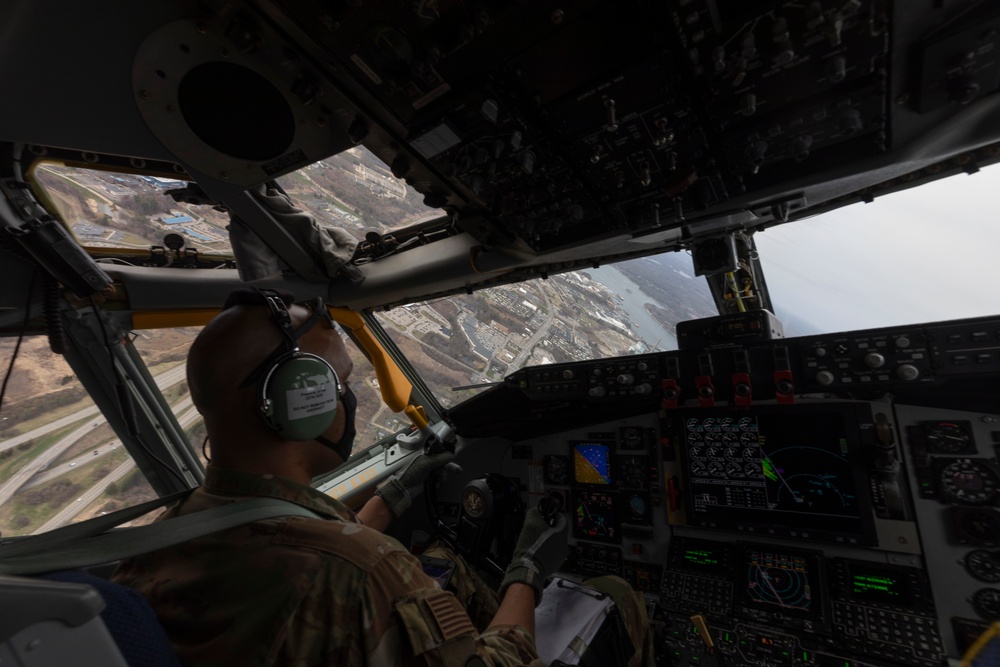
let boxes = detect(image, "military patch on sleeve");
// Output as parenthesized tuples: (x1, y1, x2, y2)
(396, 589, 477, 657)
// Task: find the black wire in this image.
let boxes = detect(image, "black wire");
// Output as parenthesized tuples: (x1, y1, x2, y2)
(0, 271, 39, 417)
(88, 298, 188, 487)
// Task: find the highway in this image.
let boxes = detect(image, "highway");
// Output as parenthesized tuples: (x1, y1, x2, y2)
(0, 366, 189, 513)
(0, 365, 187, 454)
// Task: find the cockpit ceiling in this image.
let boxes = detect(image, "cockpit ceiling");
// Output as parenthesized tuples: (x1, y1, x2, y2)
(2, 0, 1000, 287)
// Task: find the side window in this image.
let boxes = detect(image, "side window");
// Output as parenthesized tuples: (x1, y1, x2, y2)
(0, 336, 157, 537)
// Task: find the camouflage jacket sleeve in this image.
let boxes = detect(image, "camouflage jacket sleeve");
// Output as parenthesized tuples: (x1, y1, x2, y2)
(347, 546, 544, 666)
(269, 516, 542, 667)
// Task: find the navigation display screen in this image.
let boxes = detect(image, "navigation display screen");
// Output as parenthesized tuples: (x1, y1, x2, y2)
(741, 547, 822, 620)
(572, 441, 614, 485)
(572, 490, 620, 543)
(680, 404, 876, 545)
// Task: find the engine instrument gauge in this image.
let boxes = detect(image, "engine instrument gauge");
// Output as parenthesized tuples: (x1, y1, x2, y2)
(971, 588, 1000, 621)
(965, 550, 1000, 583)
(924, 421, 975, 454)
(937, 458, 1000, 505)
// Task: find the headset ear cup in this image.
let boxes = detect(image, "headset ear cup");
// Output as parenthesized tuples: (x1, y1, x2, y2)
(259, 352, 340, 441)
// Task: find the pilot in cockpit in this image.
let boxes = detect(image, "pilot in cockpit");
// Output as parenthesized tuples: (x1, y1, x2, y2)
(111, 288, 651, 666)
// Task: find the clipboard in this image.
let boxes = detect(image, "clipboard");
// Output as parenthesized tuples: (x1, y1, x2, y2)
(535, 577, 633, 666)
(555, 578, 608, 599)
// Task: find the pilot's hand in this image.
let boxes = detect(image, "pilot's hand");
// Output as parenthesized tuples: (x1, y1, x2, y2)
(375, 449, 460, 518)
(499, 507, 569, 606)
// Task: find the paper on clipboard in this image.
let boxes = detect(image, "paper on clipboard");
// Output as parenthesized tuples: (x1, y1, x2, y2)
(534, 577, 613, 665)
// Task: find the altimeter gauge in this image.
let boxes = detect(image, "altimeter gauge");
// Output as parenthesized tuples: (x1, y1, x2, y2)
(937, 459, 1000, 505)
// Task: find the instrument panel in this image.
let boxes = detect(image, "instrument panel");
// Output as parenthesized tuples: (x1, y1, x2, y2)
(445, 312, 1000, 666)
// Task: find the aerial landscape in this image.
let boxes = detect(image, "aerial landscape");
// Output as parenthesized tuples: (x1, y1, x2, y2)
(0, 147, 716, 536)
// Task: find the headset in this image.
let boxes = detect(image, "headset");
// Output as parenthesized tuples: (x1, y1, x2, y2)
(232, 289, 342, 441)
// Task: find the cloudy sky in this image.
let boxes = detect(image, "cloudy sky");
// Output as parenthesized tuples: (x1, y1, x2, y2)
(753, 165, 999, 334)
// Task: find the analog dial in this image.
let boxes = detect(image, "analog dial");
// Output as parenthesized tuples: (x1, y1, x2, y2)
(965, 550, 1000, 583)
(939, 459, 1000, 505)
(971, 588, 1000, 621)
(925, 421, 973, 454)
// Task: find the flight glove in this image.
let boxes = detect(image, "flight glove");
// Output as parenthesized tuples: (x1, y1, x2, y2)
(375, 449, 459, 518)
(499, 507, 569, 605)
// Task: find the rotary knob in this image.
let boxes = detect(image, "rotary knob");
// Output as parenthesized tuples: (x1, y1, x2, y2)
(864, 352, 886, 369)
(896, 364, 920, 381)
(589, 386, 607, 398)
(562, 369, 574, 380)
(815, 370, 835, 386)
(617, 373, 635, 385)
(634, 383, 653, 395)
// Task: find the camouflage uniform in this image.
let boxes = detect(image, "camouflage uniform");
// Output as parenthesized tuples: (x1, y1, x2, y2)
(424, 547, 654, 667)
(112, 466, 543, 667)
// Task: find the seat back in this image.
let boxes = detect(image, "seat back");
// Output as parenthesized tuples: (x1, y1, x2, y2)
(0, 572, 181, 667)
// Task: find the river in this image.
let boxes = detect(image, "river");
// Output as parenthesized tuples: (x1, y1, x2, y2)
(588, 265, 679, 351)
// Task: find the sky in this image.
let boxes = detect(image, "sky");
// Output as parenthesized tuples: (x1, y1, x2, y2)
(753, 164, 1000, 334)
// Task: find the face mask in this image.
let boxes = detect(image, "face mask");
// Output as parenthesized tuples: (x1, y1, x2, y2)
(316, 384, 357, 461)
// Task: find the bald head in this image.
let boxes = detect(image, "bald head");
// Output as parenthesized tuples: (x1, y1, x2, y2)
(187, 299, 354, 478)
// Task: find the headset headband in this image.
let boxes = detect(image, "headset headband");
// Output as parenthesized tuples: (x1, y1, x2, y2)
(233, 290, 335, 389)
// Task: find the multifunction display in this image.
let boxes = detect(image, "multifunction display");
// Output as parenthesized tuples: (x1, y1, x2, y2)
(681, 404, 877, 545)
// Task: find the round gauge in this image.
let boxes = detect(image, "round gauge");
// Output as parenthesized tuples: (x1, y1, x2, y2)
(687, 431, 704, 443)
(939, 459, 1000, 505)
(721, 417, 737, 432)
(691, 461, 708, 476)
(689, 446, 706, 460)
(739, 416, 758, 432)
(703, 418, 721, 432)
(925, 421, 973, 453)
(744, 462, 761, 477)
(965, 550, 1000, 583)
(726, 462, 744, 477)
(462, 487, 487, 519)
(742, 447, 761, 461)
(543, 455, 569, 485)
(708, 461, 725, 477)
(686, 418, 703, 432)
(724, 446, 740, 460)
(722, 432, 739, 444)
(705, 447, 723, 460)
(956, 508, 1000, 547)
(704, 432, 722, 445)
(971, 588, 1000, 621)
(741, 432, 759, 444)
